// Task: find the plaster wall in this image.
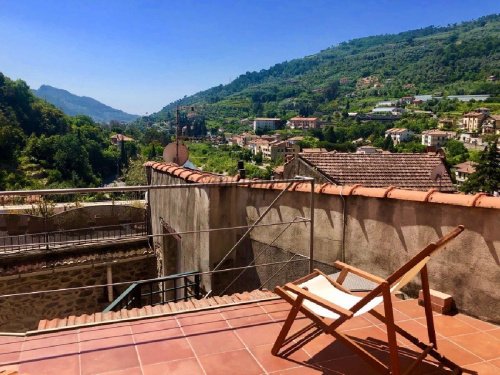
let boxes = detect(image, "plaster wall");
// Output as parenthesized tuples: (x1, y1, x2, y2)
(147, 169, 500, 322)
(148, 172, 211, 289)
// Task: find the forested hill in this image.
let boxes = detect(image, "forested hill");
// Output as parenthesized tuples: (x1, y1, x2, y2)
(140, 14, 499, 125)
(0, 73, 125, 190)
(33, 85, 138, 123)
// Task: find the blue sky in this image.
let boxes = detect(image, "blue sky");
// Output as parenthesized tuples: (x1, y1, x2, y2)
(0, 1, 498, 115)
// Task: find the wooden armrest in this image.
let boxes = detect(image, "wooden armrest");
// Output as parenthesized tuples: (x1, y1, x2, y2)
(284, 283, 353, 318)
(333, 261, 385, 284)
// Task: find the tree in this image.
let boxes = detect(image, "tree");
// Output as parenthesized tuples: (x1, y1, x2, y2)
(460, 142, 499, 194)
(382, 136, 396, 152)
(445, 139, 469, 165)
(254, 151, 263, 165)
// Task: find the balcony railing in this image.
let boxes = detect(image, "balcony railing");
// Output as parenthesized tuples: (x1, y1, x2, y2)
(0, 222, 147, 255)
(103, 271, 202, 312)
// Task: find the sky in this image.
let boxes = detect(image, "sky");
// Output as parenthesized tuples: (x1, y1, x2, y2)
(1, 1, 499, 115)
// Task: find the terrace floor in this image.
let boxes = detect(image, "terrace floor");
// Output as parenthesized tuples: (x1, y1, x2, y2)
(0, 298, 499, 375)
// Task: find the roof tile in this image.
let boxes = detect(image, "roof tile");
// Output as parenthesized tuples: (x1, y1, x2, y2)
(300, 153, 456, 192)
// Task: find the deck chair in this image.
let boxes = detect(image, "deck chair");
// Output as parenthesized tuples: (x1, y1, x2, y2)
(272, 225, 465, 375)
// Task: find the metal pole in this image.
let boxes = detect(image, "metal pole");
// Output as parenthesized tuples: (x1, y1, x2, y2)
(309, 179, 315, 273)
(211, 181, 295, 272)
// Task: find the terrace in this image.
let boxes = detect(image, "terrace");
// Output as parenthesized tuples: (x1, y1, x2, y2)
(0, 295, 499, 374)
(0, 165, 498, 374)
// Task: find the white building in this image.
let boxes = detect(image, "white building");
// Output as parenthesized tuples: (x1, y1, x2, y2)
(384, 128, 413, 144)
(421, 130, 456, 148)
(253, 118, 281, 132)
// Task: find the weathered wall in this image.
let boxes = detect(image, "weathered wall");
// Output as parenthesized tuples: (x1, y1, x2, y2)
(238, 188, 500, 322)
(147, 168, 499, 322)
(0, 205, 145, 235)
(0, 257, 157, 332)
(148, 172, 211, 289)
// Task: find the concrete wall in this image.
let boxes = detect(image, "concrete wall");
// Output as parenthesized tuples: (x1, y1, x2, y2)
(0, 205, 145, 235)
(0, 257, 157, 332)
(148, 172, 211, 289)
(147, 168, 500, 322)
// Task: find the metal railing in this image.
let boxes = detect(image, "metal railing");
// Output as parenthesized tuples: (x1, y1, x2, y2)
(103, 271, 201, 312)
(0, 222, 147, 254)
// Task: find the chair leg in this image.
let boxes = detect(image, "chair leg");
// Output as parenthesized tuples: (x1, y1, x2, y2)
(420, 265, 437, 347)
(272, 295, 304, 356)
(383, 285, 401, 375)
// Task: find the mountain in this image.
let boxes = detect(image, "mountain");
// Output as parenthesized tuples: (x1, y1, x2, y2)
(1, 72, 123, 190)
(139, 14, 499, 127)
(33, 85, 139, 123)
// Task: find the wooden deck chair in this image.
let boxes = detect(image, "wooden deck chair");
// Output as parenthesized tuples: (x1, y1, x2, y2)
(272, 225, 465, 375)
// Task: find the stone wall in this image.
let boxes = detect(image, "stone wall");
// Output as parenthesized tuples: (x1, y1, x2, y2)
(146, 167, 500, 322)
(0, 257, 157, 332)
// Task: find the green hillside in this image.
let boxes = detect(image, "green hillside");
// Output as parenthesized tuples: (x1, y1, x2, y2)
(33, 85, 138, 124)
(0, 73, 127, 190)
(137, 14, 499, 128)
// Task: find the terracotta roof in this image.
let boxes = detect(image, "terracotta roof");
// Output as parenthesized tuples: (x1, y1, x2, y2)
(37, 289, 277, 331)
(0, 246, 153, 277)
(144, 161, 500, 209)
(301, 148, 328, 153)
(463, 112, 486, 118)
(299, 153, 456, 192)
(143, 162, 240, 184)
(289, 117, 318, 121)
(422, 130, 456, 136)
(385, 128, 409, 134)
(454, 161, 476, 174)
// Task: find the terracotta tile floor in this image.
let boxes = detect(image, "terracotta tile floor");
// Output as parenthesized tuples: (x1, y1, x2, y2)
(0, 299, 499, 374)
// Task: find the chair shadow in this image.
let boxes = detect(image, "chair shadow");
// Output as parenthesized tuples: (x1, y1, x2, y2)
(276, 331, 479, 375)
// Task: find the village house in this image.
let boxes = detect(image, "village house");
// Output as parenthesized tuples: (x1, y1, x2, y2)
(438, 118, 455, 129)
(421, 129, 456, 148)
(253, 117, 281, 131)
(287, 136, 304, 144)
(229, 132, 258, 147)
(462, 111, 487, 132)
(260, 140, 300, 161)
(287, 117, 319, 129)
(454, 161, 476, 186)
(482, 114, 500, 135)
(356, 145, 380, 154)
(384, 128, 413, 144)
(283, 152, 456, 192)
(248, 138, 270, 155)
(110, 133, 134, 146)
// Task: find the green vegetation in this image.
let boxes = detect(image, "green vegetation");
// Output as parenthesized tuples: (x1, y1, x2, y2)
(461, 142, 499, 194)
(187, 142, 272, 179)
(135, 15, 500, 131)
(0, 72, 126, 190)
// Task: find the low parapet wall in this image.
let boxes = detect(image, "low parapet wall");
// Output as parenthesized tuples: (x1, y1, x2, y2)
(0, 204, 145, 235)
(146, 162, 500, 322)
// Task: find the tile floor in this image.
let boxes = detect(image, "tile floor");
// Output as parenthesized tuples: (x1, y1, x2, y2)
(0, 298, 499, 374)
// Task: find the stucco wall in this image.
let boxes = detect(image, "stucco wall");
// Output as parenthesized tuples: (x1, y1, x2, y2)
(146, 168, 499, 322)
(148, 172, 211, 289)
(0, 257, 157, 332)
(0, 205, 145, 236)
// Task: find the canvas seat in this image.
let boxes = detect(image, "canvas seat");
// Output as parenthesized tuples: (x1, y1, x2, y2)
(272, 226, 464, 375)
